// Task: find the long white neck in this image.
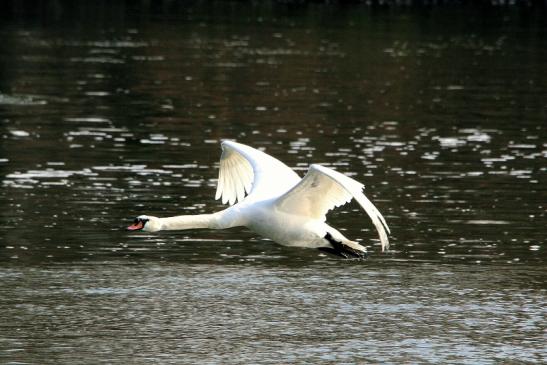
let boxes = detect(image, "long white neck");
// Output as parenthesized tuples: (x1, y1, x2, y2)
(156, 207, 245, 231)
(159, 214, 219, 231)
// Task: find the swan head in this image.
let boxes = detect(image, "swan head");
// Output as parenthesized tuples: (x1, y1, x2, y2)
(127, 215, 162, 232)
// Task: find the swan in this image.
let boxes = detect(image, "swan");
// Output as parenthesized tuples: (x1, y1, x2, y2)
(127, 141, 390, 258)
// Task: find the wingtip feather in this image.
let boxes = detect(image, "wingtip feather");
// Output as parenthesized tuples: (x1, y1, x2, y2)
(318, 166, 390, 252)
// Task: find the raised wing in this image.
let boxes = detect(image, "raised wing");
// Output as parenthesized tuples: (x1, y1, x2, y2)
(274, 164, 390, 251)
(215, 141, 301, 205)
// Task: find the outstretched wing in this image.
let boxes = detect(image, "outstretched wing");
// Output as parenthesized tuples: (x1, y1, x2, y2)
(215, 141, 301, 205)
(274, 164, 390, 251)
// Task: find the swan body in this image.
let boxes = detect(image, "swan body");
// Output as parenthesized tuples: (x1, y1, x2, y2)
(128, 141, 390, 258)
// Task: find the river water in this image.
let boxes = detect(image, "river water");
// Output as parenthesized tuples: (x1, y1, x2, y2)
(0, 2, 546, 364)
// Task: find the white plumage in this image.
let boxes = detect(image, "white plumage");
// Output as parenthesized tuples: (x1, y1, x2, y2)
(128, 140, 391, 257)
(216, 141, 300, 205)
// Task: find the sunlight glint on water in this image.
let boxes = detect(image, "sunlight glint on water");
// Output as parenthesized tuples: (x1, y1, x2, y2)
(0, 3, 545, 364)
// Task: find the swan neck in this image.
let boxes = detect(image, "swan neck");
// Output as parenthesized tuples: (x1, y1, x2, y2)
(160, 214, 218, 230)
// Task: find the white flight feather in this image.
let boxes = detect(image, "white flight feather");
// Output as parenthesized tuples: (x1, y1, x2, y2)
(274, 164, 391, 251)
(215, 140, 300, 205)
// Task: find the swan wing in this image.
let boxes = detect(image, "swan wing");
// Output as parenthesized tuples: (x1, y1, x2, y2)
(274, 164, 390, 251)
(215, 141, 301, 205)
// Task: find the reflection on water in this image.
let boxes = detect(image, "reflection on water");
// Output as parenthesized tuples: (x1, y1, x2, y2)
(0, 2, 546, 364)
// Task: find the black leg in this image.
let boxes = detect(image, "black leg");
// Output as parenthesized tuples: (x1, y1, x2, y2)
(318, 247, 350, 258)
(323, 232, 367, 259)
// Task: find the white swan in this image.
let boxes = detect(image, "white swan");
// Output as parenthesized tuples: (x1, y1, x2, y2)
(127, 141, 390, 258)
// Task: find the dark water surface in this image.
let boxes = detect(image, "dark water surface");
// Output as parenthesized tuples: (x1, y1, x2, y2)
(1, 2, 546, 364)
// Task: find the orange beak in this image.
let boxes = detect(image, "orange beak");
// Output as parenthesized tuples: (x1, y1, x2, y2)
(127, 221, 144, 231)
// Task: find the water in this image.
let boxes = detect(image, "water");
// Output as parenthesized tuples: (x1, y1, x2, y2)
(0, 2, 546, 364)
(2, 263, 545, 364)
